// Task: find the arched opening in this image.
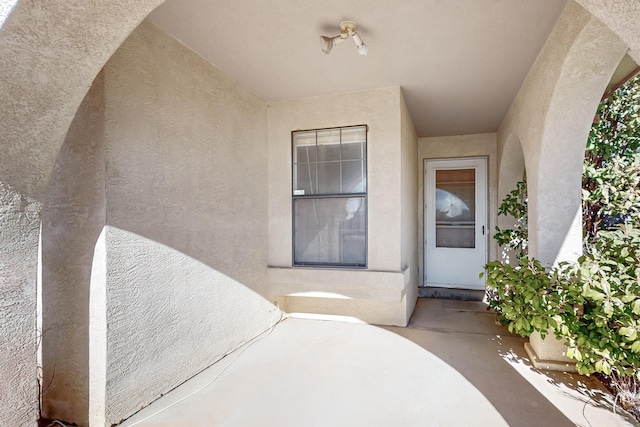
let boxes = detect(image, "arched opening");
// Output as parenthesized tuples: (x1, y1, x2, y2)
(496, 133, 526, 264)
(497, 1, 629, 267)
(3, 1, 640, 425)
(37, 15, 283, 426)
(1, 2, 166, 425)
(583, 55, 640, 241)
(39, 72, 107, 424)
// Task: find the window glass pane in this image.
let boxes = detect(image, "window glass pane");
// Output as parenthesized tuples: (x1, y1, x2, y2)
(293, 131, 317, 164)
(317, 162, 341, 194)
(294, 197, 366, 265)
(341, 141, 363, 161)
(317, 144, 341, 162)
(317, 128, 341, 145)
(317, 128, 341, 162)
(341, 126, 366, 143)
(294, 163, 316, 194)
(295, 145, 317, 164)
(435, 169, 475, 248)
(341, 160, 364, 193)
(292, 126, 367, 267)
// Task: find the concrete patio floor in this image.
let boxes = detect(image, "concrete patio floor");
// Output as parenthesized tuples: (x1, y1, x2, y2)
(119, 298, 638, 426)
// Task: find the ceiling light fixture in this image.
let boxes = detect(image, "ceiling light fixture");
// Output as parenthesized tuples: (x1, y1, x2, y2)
(320, 21, 368, 56)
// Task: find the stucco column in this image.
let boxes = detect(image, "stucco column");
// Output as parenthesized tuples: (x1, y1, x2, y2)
(576, 0, 640, 65)
(0, 186, 41, 425)
(530, 10, 627, 266)
(40, 73, 106, 426)
(498, 2, 627, 267)
(0, 1, 165, 425)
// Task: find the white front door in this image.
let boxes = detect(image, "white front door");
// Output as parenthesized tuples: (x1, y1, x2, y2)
(424, 157, 487, 289)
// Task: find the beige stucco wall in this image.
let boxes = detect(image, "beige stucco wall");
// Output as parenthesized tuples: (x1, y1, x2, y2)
(576, 0, 640, 65)
(40, 72, 106, 425)
(267, 87, 416, 326)
(2, 1, 640, 424)
(418, 134, 498, 286)
(498, 1, 627, 266)
(400, 92, 419, 319)
(0, 2, 165, 425)
(37, 21, 282, 426)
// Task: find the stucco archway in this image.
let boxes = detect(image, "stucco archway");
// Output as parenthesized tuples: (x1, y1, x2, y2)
(498, 1, 628, 266)
(2, 1, 640, 426)
(577, 0, 640, 65)
(496, 133, 526, 263)
(532, 8, 627, 266)
(0, 2, 164, 425)
(498, 133, 526, 204)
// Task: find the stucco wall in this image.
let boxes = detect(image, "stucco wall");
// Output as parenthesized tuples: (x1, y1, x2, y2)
(267, 87, 413, 326)
(417, 134, 498, 286)
(576, 0, 640, 65)
(84, 21, 280, 425)
(268, 87, 403, 271)
(40, 72, 106, 425)
(0, 2, 164, 425)
(400, 92, 419, 319)
(498, 1, 627, 266)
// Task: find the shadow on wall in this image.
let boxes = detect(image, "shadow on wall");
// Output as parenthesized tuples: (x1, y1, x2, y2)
(41, 219, 281, 425)
(93, 226, 281, 424)
(38, 23, 281, 423)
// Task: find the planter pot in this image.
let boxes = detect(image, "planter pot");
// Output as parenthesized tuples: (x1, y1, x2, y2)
(524, 330, 577, 372)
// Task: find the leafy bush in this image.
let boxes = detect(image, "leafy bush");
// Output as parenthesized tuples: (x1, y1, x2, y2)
(484, 185, 640, 379)
(564, 225, 640, 378)
(485, 71, 640, 384)
(583, 72, 640, 241)
(583, 153, 640, 239)
(493, 180, 528, 260)
(483, 256, 579, 338)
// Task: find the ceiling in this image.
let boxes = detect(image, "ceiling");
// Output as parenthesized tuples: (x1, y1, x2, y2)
(149, 0, 568, 137)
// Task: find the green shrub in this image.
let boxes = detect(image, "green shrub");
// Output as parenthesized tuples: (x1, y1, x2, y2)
(483, 256, 581, 339)
(493, 180, 528, 260)
(583, 153, 640, 240)
(564, 225, 640, 378)
(484, 180, 640, 379)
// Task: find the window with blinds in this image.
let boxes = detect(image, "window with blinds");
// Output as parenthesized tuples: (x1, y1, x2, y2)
(292, 125, 367, 267)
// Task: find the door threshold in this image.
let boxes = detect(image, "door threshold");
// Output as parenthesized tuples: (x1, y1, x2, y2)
(418, 286, 484, 301)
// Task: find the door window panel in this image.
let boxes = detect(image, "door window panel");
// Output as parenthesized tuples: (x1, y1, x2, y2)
(435, 169, 475, 248)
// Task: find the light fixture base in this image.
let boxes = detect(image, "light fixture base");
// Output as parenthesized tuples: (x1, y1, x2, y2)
(340, 21, 358, 37)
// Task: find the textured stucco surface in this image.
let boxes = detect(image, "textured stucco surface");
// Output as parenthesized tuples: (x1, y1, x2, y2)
(497, 134, 526, 206)
(267, 87, 414, 325)
(100, 228, 281, 425)
(0, 0, 163, 200)
(103, 20, 272, 292)
(498, 1, 627, 265)
(0, 2, 163, 425)
(577, 0, 640, 65)
(93, 21, 280, 425)
(0, 0, 18, 27)
(400, 91, 419, 320)
(41, 72, 106, 425)
(2, 0, 639, 424)
(0, 184, 40, 424)
(268, 87, 403, 272)
(417, 134, 498, 285)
